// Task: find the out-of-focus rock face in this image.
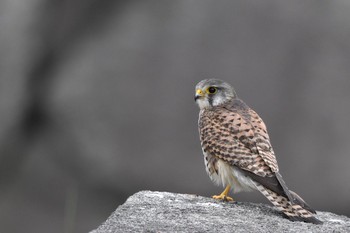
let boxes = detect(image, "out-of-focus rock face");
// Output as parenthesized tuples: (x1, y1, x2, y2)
(1, 1, 350, 233)
(91, 191, 350, 233)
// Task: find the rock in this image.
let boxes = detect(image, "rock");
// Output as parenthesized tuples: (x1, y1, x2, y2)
(91, 191, 350, 233)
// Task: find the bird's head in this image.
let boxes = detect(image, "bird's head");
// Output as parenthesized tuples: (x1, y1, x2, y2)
(194, 79, 237, 110)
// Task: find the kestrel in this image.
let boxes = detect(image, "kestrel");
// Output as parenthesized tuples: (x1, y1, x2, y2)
(194, 79, 322, 224)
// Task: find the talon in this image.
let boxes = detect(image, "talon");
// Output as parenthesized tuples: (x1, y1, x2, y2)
(224, 195, 234, 202)
(212, 185, 235, 202)
(212, 194, 234, 202)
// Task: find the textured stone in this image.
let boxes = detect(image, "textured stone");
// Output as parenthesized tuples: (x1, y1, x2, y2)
(91, 191, 350, 233)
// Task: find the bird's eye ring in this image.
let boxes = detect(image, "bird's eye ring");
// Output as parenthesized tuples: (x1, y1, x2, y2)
(206, 86, 217, 94)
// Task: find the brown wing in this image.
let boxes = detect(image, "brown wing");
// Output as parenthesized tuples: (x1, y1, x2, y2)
(246, 106, 279, 172)
(225, 99, 278, 176)
(225, 99, 279, 172)
(199, 100, 278, 176)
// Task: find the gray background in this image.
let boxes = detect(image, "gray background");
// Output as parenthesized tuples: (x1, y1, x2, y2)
(1, 1, 350, 233)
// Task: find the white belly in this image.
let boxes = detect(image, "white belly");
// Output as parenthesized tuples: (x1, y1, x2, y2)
(204, 153, 257, 193)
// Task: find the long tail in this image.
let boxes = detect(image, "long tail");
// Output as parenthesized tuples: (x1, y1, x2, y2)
(254, 183, 323, 224)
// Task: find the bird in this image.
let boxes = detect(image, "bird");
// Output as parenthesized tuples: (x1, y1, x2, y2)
(194, 79, 322, 224)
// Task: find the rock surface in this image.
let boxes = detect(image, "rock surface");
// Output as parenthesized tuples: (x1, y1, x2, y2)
(91, 191, 350, 233)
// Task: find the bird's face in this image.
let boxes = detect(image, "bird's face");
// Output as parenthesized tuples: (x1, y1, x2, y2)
(195, 79, 236, 110)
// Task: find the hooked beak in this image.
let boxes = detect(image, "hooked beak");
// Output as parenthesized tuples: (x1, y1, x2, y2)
(194, 89, 204, 101)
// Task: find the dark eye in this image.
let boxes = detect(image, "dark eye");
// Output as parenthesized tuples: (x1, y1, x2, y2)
(207, 86, 217, 94)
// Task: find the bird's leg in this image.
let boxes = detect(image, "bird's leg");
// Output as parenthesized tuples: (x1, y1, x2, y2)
(212, 185, 234, 202)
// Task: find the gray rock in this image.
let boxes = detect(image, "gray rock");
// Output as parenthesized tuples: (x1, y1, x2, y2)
(91, 191, 350, 233)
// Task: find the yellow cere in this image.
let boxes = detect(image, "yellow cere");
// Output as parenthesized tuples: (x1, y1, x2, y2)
(196, 89, 204, 95)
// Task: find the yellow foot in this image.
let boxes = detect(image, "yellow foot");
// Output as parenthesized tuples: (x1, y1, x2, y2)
(212, 185, 235, 202)
(212, 194, 234, 202)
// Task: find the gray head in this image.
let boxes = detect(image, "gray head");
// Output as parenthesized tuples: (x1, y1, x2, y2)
(194, 79, 237, 109)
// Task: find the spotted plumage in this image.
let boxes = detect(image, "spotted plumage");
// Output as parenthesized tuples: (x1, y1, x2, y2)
(195, 79, 322, 224)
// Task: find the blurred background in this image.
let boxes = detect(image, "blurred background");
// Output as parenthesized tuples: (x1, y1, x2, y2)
(1, 0, 350, 232)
